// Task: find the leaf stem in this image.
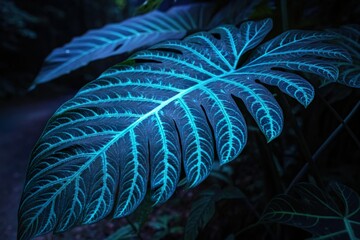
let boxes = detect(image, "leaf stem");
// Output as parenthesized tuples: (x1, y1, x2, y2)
(286, 100, 360, 193)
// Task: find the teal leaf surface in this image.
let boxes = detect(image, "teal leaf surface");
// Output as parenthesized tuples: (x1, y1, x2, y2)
(19, 19, 350, 239)
(328, 25, 360, 88)
(32, 0, 260, 87)
(261, 182, 360, 239)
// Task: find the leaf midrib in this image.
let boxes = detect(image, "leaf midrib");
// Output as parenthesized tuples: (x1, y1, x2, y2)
(28, 66, 276, 221)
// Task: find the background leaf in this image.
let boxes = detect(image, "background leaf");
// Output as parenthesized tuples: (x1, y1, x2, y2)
(328, 24, 360, 88)
(135, 0, 164, 15)
(105, 223, 139, 240)
(261, 182, 360, 239)
(184, 186, 245, 240)
(32, 0, 261, 88)
(32, 3, 211, 87)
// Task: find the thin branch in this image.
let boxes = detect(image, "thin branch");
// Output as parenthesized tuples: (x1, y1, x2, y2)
(286, 100, 360, 193)
(318, 94, 360, 150)
(257, 132, 283, 196)
(279, 95, 324, 191)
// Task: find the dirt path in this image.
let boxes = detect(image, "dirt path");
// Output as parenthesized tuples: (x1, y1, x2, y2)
(0, 94, 72, 240)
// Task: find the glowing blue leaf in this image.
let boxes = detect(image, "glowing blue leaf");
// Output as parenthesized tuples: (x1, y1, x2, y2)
(33, 4, 208, 86)
(19, 19, 350, 239)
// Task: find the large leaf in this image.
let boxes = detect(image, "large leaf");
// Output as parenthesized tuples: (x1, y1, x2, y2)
(18, 19, 351, 239)
(185, 186, 245, 240)
(261, 182, 360, 239)
(32, 1, 260, 87)
(328, 24, 360, 88)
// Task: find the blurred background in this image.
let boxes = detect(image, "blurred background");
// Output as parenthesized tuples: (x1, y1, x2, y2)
(0, 0, 359, 239)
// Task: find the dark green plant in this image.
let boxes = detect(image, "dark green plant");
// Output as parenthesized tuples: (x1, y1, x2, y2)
(262, 182, 360, 239)
(185, 186, 245, 240)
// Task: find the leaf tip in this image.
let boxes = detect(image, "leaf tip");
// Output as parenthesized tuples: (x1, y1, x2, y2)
(265, 131, 280, 143)
(302, 96, 314, 108)
(27, 83, 36, 92)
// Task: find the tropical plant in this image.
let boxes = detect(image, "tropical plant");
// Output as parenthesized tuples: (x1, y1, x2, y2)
(17, 16, 359, 239)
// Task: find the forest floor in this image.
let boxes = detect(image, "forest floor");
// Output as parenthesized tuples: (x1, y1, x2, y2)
(0, 94, 73, 240)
